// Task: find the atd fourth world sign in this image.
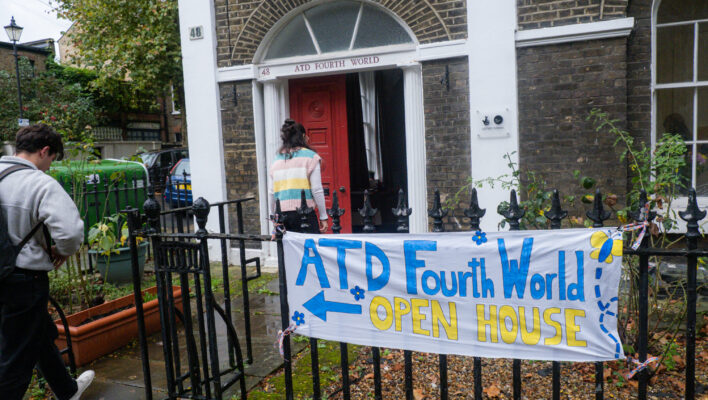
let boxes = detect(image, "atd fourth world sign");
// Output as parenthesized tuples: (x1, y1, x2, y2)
(283, 229, 625, 362)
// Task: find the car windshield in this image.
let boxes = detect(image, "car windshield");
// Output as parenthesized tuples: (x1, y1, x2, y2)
(172, 160, 190, 177)
(141, 152, 158, 166)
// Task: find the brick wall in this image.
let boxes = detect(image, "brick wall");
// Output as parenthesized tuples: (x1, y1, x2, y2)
(219, 81, 261, 243)
(517, 0, 629, 30)
(626, 0, 652, 148)
(422, 57, 471, 232)
(0, 47, 49, 75)
(516, 38, 628, 216)
(214, 0, 467, 67)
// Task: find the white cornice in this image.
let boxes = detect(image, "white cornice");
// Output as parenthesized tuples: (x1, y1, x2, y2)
(417, 39, 468, 62)
(217, 39, 469, 82)
(217, 64, 257, 82)
(515, 17, 635, 48)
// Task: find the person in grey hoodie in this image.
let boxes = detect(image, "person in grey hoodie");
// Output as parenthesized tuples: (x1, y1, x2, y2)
(0, 124, 94, 400)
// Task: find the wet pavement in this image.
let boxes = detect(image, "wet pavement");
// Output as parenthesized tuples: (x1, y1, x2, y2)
(79, 274, 305, 399)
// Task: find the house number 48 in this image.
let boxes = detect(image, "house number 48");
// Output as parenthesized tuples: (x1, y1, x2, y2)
(189, 26, 203, 40)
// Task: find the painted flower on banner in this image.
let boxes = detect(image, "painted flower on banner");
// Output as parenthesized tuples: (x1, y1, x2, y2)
(589, 230, 623, 263)
(350, 286, 365, 301)
(292, 311, 305, 326)
(472, 231, 487, 245)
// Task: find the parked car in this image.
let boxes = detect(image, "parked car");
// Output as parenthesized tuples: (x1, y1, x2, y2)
(163, 158, 192, 207)
(140, 147, 188, 191)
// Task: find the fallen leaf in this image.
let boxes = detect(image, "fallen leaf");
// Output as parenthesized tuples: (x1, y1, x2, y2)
(484, 384, 501, 398)
(604, 194, 618, 207)
(413, 388, 425, 400)
(364, 373, 374, 379)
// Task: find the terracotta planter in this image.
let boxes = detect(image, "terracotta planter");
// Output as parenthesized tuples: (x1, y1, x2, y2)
(55, 285, 183, 367)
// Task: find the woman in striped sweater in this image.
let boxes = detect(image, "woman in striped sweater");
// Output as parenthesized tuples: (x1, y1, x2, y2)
(269, 119, 329, 233)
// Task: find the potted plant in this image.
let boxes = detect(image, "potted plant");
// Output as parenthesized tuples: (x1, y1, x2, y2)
(55, 213, 185, 367)
(87, 213, 149, 284)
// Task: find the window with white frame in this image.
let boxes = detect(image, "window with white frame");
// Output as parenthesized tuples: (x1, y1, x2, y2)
(654, 0, 708, 195)
(264, 1, 414, 61)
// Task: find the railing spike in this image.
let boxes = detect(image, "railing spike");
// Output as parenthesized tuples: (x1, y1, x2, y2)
(271, 199, 285, 239)
(143, 192, 161, 234)
(586, 189, 611, 227)
(392, 188, 412, 233)
(629, 190, 657, 223)
(679, 188, 706, 238)
(545, 189, 568, 229)
(463, 188, 486, 231)
(327, 191, 346, 234)
(428, 189, 448, 232)
(193, 197, 210, 235)
(296, 189, 314, 231)
(499, 189, 524, 230)
(358, 190, 378, 233)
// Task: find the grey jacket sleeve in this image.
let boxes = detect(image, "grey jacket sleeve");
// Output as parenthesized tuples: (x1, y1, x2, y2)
(37, 175, 84, 256)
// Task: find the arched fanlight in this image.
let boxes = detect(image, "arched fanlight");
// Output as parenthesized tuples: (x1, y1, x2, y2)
(264, 1, 414, 61)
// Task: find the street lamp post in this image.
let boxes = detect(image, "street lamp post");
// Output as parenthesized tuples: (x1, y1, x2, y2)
(4, 17, 24, 120)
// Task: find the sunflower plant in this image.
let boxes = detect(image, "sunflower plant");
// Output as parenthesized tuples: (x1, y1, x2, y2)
(87, 213, 141, 255)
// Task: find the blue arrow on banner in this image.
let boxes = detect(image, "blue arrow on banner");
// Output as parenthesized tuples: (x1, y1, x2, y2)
(303, 291, 362, 322)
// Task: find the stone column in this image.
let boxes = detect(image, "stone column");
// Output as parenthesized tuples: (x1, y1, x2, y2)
(262, 79, 282, 260)
(402, 63, 428, 233)
(177, 0, 227, 261)
(263, 79, 282, 177)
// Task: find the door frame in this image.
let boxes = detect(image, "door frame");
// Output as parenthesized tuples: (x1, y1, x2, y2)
(255, 63, 427, 241)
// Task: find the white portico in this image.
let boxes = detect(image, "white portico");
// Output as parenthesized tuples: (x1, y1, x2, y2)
(178, 0, 522, 263)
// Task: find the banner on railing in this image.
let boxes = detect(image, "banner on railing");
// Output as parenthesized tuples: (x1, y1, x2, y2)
(283, 228, 625, 362)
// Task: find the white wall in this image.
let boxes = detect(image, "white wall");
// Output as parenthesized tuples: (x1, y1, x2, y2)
(467, 0, 520, 232)
(177, 0, 229, 261)
(96, 141, 161, 160)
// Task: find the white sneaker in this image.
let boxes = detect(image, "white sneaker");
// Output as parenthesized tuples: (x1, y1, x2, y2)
(68, 370, 95, 400)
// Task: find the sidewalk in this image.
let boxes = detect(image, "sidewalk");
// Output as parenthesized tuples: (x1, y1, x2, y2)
(80, 273, 306, 399)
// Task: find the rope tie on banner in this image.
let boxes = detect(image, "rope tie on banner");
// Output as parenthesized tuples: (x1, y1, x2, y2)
(276, 324, 297, 359)
(625, 356, 659, 380)
(270, 213, 286, 240)
(617, 203, 650, 250)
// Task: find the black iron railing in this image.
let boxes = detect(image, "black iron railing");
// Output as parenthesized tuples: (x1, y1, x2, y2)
(125, 186, 706, 400)
(272, 187, 706, 400)
(124, 193, 259, 400)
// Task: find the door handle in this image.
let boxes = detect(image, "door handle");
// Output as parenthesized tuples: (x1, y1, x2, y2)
(339, 186, 346, 193)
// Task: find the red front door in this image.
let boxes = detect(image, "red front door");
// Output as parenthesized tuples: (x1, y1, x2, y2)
(289, 75, 352, 233)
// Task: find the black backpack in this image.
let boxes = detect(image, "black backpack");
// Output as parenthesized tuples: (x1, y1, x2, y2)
(0, 164, 45, 281)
